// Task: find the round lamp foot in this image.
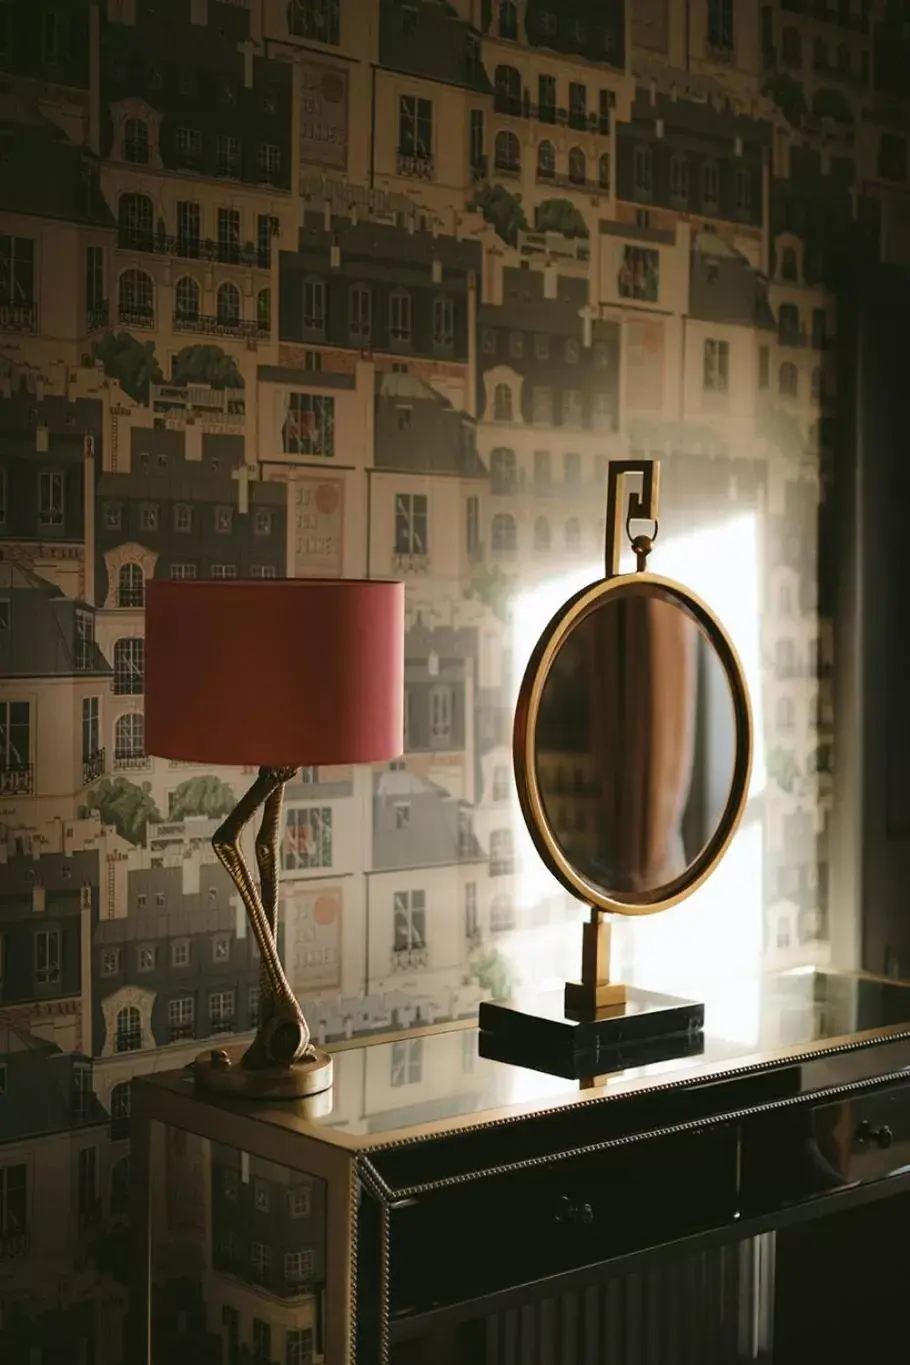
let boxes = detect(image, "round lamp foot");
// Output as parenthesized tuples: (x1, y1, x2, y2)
(192, 1043, 334, 1100)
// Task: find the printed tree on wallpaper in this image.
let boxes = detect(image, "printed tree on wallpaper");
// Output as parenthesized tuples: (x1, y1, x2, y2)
(168, 776, 236, 821)
(471, 181, 528, 246)
(170, 344, 245, 391)
(88, 330, 163, 404)
(79, 776, 162, 846)
(467, 946, 518, 1003)
(761, 71, 809, 129)
(535, 198, 590, 240)
(464, 562, 517, 624)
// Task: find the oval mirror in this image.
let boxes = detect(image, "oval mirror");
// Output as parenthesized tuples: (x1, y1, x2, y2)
(514, 573, 752, 915)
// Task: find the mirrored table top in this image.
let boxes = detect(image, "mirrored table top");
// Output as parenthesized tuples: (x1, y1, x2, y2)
(143, 970, 910, 1172)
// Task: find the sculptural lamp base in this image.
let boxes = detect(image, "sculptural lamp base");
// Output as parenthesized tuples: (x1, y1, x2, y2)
(192, 1043, 334, 1100)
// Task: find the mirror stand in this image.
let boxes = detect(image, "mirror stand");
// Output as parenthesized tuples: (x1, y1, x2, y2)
(563, 908, 627, 1016)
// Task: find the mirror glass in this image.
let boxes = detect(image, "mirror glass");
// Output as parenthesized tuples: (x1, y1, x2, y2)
(533, 586, 739, 902)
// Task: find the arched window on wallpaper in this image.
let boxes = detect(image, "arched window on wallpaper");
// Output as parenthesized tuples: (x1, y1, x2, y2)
(702, 160, 720, 210)
(492, 382, 513, 422)
(492, 512, 517, 554)
(118, 269, 154, 324)
(174, 275, 199, 323)
(115, 1005, 142, 1053)
(123, 117, 149, 164)
(113, 638, 144, 695)
(781, 247, 799, 282)
(494, 64, 521, 114)
(114, 712, 145, 762)
(498, 0, 518, 40)
(670, 155, 689, 203)
(257, 288, 270, 331)
(490, 447, 516, 494)
(564, 517, 581, 549)
(117, 562, 144, 609)
(118, 192, 153, 247)
(537, 140, 556, 179)
(533, 516, 550, 553)
(779, 362, 799, 397)
(568, 146, 587, 185)
(598, 152, 611, 189)
(494, 129, 520, 173)
(349, 284, 372, 340)
(217, 282, 240, 325)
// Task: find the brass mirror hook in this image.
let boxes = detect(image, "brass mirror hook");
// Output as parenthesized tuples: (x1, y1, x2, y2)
(604, 459, 661, 578)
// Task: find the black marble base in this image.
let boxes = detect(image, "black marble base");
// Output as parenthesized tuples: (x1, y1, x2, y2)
(478, 987, 705, 1078)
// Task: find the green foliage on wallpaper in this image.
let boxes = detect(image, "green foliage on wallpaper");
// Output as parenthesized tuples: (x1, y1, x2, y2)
(535, 198, 590, 239)
(89, 331, 163, 403)
(761, 72, 808, 129)
(812, 88, 854, 125)
(464, 562, 516, 623)
(767, 748, 801, 794)
(168, 775, 236, 820)
(471, 182, 528, 246)
(79, 776, 161, 845)
(758, 408, 812, 464)
(468, 947, 518, 1002)
(170, 344, 245, 390)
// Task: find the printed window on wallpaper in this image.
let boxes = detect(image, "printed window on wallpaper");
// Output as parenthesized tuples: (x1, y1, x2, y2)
(398, 95, 433, 163)
(430, 685, 454, 743)
(395, 493, 428, 556)
(389, 290, 412, 343)
(670, 154, 689, 203)
(115, 712, 144, 762)
(494, 65, 521, 115)
(704, 338, 730, 393)
(177, 200, 201, 252)
(119, 268, 154, 323)
(562, 389, 584, 426)
(538, 73, 556, 121)
(210, 990, 235, 1034)
(123, 118, 149, 165)
(284, 807, 332, 870)
(37, 470, 64, 527)
(168, 996, 195, 1042)
(735, 166, 752, 212)
(708, 0, 733, 50)
(495, 130, 520, 174)
(86, 245, 104, 314)
(290, 1185, 312, 1218)
(289, 0, 340, 45)
(618, 246, 658, 303)
(491, 446, 516, 493)
(217, 282, 241, 325)
(285, 1249, 314, 1286)
(174, 276, 200, 323)
(119, 192, 152, 245)
(470, 109, 484, 169)
(113, 638, 144, 695)
(0, 236, 33, 309)
(75, 611, 94, 669)
(490, 827, 514, 874)
(702, 160, 720, 211)
(0, 1164, 27, 1242)
(175, 126, 203, 163)
(568, 146, 587, 185)
(258, 143, 281, 179)
(491, 894, 515, 932)
(115, 1005, 142, 1054)
(391, 1039, 423, 1087)
(633, 146, 652, 196)
(394, 891, 426, 952)
(492, 512, 517, 554)
(433, 295, 454, 349)
(0, 701, 30, 773)
(349, 284, 372, 340)
(283, 392, 335, 457)
(81, 697, 99, 764)
(35, 929, 61, 985)
(533, 515, 550, 552)
(215, 135, 242, 178)
(117, 562, 144, 609)
(537, 140, 555, 179)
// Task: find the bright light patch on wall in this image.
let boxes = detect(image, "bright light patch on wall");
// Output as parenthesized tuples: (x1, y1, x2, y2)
(509, 513, 765, 1033)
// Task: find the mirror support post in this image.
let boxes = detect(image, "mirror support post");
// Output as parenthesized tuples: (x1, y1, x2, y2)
(564, 907, 627, 1014)
(604, 459, 661, 578)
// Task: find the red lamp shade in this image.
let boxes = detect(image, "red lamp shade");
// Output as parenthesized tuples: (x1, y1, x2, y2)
(144, 579, 405, 768)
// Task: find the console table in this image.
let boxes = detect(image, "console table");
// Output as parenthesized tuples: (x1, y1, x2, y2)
(132, 968, 910, 1363)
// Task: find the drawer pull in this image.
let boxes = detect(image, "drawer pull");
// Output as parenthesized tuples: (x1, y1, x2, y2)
(854, 1121, 894, 1150)
(555, 1196, 595, 1227)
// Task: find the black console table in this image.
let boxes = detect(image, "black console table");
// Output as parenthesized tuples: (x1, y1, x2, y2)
(133, 969, 910, 1363)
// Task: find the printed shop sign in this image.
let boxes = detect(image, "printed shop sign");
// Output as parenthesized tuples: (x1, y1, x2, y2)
(291, 475, 345, 576)
(287, 886, 342, 993)
(299, 61, 348, 172)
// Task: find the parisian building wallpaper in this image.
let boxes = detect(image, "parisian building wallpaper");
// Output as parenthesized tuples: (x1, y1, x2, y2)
(1, 0, 908, 1359)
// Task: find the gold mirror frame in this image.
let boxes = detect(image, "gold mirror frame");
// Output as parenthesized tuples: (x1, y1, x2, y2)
(513, 570, 754, 917)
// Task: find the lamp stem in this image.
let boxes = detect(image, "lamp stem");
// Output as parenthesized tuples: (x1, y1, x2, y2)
(213, 766, 310, 1068)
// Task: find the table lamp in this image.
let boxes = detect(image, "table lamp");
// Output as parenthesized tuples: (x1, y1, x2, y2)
(144, 578, 405, 1098)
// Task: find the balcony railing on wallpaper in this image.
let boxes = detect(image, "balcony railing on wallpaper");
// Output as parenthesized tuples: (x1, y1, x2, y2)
(173, 312, 269, 341)
(396, 150, 434, 180)
(118, 307, 155, 330)
(118, 229, 270, 269)
(391, 945, 429, 971)
(391, 551, 431, 575)
(490, 857, 515, 876)
(113, 752, 151, 772)
(86, 301, 109, 332)
(0, 764, 33, 797)
(0, 1231, 28, 1261)
(151, 382, 245, 416)
(0, 301, 37, 333)
(493, 95, 610, 134)
(536, 169, 608, 195)
(82, 749, 105, 786)
(517, 229, 590, 261)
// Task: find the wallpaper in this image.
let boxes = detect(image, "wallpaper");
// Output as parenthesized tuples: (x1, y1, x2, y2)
(1, 0, 905, 1359)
